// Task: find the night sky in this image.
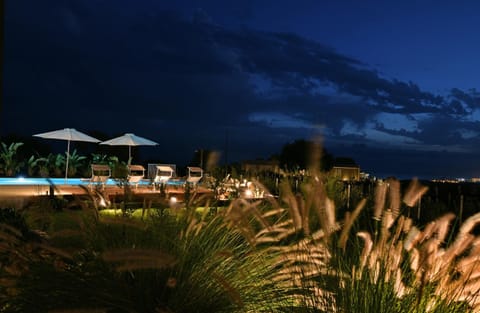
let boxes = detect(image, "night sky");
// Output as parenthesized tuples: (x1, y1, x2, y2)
(3, 0, 480, 179)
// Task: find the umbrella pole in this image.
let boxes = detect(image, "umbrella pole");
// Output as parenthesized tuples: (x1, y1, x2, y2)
(129, 146, 131, 165)
(65, 140, 70, 181)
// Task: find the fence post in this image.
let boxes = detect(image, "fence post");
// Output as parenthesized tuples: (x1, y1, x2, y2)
(417, 196, 422, 220)
(459, 194, 464, 223)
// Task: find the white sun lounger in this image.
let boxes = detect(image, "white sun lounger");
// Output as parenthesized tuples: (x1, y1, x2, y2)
(186, 166, 203, 185)
(154, 165, 175, 186)
(127, 165, 146, 189)
(89, 164, 111, 189)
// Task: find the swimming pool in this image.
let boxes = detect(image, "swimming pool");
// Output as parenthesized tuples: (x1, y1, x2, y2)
(0, 177, 144, 186)
(0, 177, 186, 186)
(0, 177, 190, 200)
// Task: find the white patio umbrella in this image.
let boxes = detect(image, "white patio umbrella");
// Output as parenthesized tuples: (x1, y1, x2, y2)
(33, 128, 100, 180)
(100, 133, 158, 162)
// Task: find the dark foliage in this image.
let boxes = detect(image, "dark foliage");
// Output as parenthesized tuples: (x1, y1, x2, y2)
(279, 139, 334, 171)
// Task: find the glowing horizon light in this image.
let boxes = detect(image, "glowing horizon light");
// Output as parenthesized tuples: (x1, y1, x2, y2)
(17, 176, 25, 181)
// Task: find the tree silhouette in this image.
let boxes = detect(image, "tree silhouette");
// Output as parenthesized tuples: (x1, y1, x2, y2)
(279, 139, 333, 172)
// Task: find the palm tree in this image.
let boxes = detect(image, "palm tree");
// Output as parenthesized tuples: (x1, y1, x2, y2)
(66, 149, 86, 177)
(26, 155, 42, 177)
(0, 142, 24, 176)
(41, 153, 65, 178)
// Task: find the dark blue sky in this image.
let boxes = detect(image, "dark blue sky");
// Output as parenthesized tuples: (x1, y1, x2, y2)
(3, 0, 480, 179)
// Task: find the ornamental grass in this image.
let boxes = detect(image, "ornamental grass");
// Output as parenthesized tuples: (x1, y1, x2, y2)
(0, 155, 479, 312)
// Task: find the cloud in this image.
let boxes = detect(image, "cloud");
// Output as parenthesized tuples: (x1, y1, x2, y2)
(248, 112, 315, 129)
(4, 2, 480, 177)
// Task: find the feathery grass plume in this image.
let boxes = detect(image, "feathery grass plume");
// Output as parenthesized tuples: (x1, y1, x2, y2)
(469, 238, 480, 255)
(359, 222, 405, 287)
(222, 167, 339, 310)
(223, 198, 267, 245)
(183, 216, 200, 239)
(298, 192, 311, 236)
(310, 178, 337, 241)
(397, 212, 480, 311)
(261, 207, 287, 218)
(404, 225, 422, 251)
(384, 208, 397, 230)
(456, 255, 480, 281)
(357, 231, 373, 270)
(255, 208, 292, 243)
(300, 181, 314, 236)
(233, 170, 480, 311)
(427, 214, 480, 283)
(183, 211, 210, 239)
(403, 178, 428, 207)
(438, 233, 474, 275)
(390, 215, 406, 245)
(325, 196, 336, 234)
(435, 213, 456, 243)
(279, 178, 303, 230)
(255, 220, 296, 244)
(338, 198, 367, 250)
(374, 180, 388, 221)
(269, 241, 335, 312)
(373, 209, 400, 268)
(387, 178, 401, 218)
(270, 243, 331, 277)
(458, 212, 480, 236)
(403, 216, 413, 233)
(338, 173, 480, 312)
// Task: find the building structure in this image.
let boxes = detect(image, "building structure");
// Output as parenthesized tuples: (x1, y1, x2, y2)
(330, 157, 360, 181)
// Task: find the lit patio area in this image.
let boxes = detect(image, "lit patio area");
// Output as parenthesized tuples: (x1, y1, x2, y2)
(0, 178, 213, 209)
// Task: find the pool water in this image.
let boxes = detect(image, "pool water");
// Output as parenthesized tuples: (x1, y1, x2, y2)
(0, 177, 185, 186)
